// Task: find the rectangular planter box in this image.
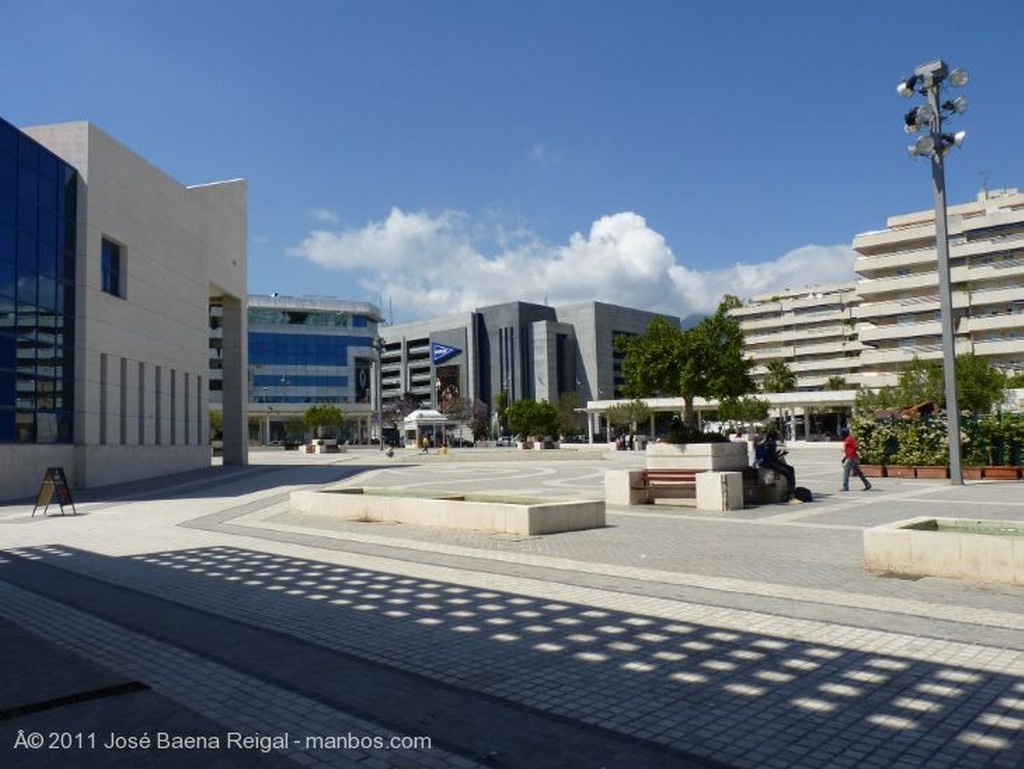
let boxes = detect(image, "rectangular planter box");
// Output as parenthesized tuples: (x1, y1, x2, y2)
(983, 467, 1021, 480)
(886, 466, 916, 479)
(645, 441, 749, 471)
(291, 487, 605, 536)
(859, 464, 886, 478)
(914, 466, 949, 479)
(864, 516, 1024, 585)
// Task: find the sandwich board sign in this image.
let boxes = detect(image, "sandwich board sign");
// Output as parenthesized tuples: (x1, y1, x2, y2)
(32, 467, 76, 517)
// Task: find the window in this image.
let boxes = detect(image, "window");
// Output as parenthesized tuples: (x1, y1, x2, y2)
(101, 237, 124, 297)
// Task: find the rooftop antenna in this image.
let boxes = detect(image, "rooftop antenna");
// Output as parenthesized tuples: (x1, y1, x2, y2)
(980, 170, 990, 199)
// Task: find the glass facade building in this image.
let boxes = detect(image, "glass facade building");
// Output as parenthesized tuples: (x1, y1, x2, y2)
(0, 118, 77, 443)
(210, 295, 382, 443)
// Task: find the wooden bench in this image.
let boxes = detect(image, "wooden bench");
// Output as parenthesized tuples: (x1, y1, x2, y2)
(640, 469, 700, 488)
(637, 469, 703, 503)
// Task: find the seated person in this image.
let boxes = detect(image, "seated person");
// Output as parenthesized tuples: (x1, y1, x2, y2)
(759, 430, 797, 502)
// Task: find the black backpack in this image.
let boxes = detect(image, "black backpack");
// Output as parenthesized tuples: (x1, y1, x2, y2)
(793, 486, 813, 503)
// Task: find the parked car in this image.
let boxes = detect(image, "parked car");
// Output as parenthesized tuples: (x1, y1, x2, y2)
(496, 435, 516, 447)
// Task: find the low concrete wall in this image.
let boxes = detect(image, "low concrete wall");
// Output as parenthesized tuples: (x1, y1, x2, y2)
(291, 488, 605, 536)
(864, 516, 1024, 585)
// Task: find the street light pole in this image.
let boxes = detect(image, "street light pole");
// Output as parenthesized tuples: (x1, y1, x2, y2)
(899, 59, 969, 485)
(373, 336, 386, 450)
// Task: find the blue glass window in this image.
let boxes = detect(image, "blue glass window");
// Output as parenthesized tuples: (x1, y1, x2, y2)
(101, 238, 123, 297)
(0, 117, 77, 443)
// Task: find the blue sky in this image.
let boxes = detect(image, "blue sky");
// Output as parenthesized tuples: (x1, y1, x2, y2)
(5, 1, 1024, 323)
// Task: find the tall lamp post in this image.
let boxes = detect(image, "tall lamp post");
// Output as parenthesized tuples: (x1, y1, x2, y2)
(898, 59, 969, 485)
(372, 336, 386, 450)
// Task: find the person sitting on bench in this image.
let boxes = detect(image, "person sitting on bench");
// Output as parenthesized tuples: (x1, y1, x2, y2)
(759, 430, 797, 503)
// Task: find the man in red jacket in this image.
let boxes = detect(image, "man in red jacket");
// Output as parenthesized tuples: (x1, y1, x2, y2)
(840, 427, 872, 492)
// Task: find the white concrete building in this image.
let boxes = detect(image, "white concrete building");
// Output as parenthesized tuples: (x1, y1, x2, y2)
(853, 188, 1024, 387)
(1, 120, 247, 500)
(729, 283, 863, 391)
(730, 188, 1024, 395)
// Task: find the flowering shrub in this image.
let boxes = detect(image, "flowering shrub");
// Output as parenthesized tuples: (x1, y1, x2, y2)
(853, 412, 1024, 467)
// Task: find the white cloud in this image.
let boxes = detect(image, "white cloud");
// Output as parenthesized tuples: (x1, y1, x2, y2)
(287, 208, 858, 321)
(309, 207, 340, 224)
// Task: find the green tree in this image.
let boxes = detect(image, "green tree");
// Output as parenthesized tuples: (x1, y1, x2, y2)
(717, 395, 770, 428)
(209, 409, 223, 442)
(824, 376, 848, 391)
(556, 391, 585, 438)
(303, 403, 345, 439)
(617, 316, 685, 399)
(619, 297, 754, 429)
(680, 299, 755, 425)
(894, 356, 942, 406)
(893, 354, 1005, 414)
(604, 399, 652, 440)
(954, 353, 1006, 414)
(505, 399, 559, 440)
(495, 389, 510, 436)
(762, 359, 796, 393)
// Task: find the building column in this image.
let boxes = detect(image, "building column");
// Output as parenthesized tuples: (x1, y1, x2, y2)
(219, 295, 248, 466)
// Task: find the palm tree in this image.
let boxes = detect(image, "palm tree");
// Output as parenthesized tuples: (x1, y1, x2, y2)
(762, 359, 797, 437)
(762, 359, 796, 393)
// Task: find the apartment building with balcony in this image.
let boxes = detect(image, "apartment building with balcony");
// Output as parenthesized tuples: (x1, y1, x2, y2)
(729, 282, 863, 391)
(852, 188, 1024, 388)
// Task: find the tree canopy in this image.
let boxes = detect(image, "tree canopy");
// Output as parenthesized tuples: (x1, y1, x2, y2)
(618, 297, 754, 426)
(761, 359, 796, 393)
(855, 354, 1008, 416)
(505, 399, 560, 440)
(303, 403, 345, 438)
(604, 399, 652, 436)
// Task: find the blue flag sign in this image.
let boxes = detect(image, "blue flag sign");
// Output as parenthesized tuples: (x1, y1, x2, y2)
(431, 342, 461, 365)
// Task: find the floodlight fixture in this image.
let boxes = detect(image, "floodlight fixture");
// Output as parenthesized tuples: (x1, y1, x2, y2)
(944, 95, 967, 115)
(948, 67, 969, 87)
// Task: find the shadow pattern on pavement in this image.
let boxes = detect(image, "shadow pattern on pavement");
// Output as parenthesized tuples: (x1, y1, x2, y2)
(2, 544, 1022, 768)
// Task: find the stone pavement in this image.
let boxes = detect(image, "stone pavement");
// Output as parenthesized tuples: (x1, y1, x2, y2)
(0, 444, 1022, 768)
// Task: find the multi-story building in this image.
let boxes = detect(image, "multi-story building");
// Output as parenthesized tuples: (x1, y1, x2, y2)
(1, 118, 247, 500)
(729, 283, 862, 391)
(730, 188, 1024, 394)
(852, 188, 1024, 387)
(210, 295, 382, 443)
(380, 300, 673, 419)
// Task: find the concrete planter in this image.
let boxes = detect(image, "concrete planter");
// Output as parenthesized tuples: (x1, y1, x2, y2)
(860, 464, 886, 478)
(886, 465, 916, 479)
(864, 516, 1024, 585)
(645, 441, 749, 471)
(291, 487, 605, 536)
(914, 466, 949, 479)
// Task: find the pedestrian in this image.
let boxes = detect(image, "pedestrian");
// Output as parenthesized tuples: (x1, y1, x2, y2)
(839, 427, 872, 491)
(420, 435, 429, 454)
(760, 430, 798, 503)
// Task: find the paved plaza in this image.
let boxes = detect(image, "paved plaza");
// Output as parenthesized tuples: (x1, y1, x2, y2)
(1, 443, 1022, 768)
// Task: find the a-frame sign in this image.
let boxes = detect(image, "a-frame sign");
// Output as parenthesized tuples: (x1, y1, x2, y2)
(31, 467, 77, 517)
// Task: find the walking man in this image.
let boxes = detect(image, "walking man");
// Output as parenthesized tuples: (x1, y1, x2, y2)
(840, 427, 872, 491)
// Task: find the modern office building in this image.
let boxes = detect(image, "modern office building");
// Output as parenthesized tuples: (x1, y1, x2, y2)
(729, 282, 864, 391)
(1, 118, 247, 500)
(210, 295, 382, 443)
(852, 187, 1024, 387)
(379, 300, 674, 422)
